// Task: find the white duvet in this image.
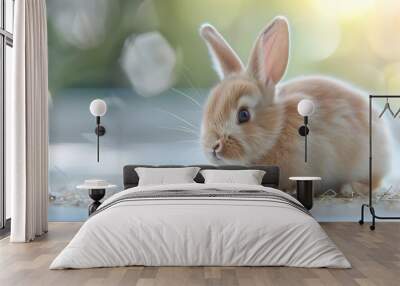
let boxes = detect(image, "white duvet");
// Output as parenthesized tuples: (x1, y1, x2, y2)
(50, 183, 350, 269)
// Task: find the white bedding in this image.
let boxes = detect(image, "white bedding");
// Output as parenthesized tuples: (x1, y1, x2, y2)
(50, 183, 350, 269)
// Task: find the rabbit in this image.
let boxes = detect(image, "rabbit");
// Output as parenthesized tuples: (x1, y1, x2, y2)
(199, 16, 391, 195)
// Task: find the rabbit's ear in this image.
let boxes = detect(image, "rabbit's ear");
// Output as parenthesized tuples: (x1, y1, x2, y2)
(200, 23, 244, 80)
(247, 17, 289, 85)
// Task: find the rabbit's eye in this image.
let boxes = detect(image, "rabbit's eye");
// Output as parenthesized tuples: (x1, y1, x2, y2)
(237, 108, 251, 124)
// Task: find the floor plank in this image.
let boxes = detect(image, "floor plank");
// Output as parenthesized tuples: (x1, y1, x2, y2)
(0, 222, 399, 286)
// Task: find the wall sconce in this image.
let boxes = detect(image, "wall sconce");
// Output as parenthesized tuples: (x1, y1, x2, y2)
(89, 99, 107, 162)
(297, 99, 315, 163)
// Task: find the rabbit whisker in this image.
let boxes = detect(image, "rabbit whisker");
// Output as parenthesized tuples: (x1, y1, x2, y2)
(181, 66, 204, 98)
(158, 108, 200, 130)
(158, 126, 199, 136)
(171, 88, 202, 108)
(174, 139, 201, 144)
(177, 125, 200, 135)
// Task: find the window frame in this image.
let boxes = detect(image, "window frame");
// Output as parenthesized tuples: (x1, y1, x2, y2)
(0, 0, 13, 233)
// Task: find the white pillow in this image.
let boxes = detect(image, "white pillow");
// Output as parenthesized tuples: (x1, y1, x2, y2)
(200, 169, 266, 185)
(135, 167, 200, 186)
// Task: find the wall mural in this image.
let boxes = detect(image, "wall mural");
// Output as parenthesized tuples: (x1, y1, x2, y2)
(47, 0, 400, 221)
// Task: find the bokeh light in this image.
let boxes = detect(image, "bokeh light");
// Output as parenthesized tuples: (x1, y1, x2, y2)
(294, 1, 341, 62)
(366, 0, 400, 61)
(120, 32, 177, 97)
(49, 0, 114, 50)
(316, 0, 376, 20)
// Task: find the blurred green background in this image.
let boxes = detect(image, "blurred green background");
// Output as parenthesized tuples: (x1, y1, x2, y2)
(47, 0, 400, 94)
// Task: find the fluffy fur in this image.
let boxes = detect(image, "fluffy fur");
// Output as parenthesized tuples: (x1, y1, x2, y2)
(199, 17, 391, 194)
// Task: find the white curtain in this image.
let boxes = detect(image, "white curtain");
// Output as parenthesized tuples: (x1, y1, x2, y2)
(8, 0, 49, 242)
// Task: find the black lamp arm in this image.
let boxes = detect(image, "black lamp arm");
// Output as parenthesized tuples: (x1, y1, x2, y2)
(94, 116, 106, 162)
(298, 116, 309, 162)
(298, 116, 309, 136)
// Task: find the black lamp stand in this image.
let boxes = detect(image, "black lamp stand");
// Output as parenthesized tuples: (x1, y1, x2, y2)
(94, 116, 106, 162)
(88, 189, 106, 215)
(298, 116, 310, 162)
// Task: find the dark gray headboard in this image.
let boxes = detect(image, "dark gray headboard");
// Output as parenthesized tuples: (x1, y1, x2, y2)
(123, 165, 280, 189)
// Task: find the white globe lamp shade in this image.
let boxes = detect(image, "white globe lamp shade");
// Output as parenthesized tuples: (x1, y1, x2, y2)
(297, 99, 315, 117)
(90, 99, 107, 117)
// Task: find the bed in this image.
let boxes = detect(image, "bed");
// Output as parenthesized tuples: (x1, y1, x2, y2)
(50, 165, 350, 269)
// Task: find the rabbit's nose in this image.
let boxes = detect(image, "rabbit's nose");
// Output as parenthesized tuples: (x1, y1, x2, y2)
(213, 140, 223, 153)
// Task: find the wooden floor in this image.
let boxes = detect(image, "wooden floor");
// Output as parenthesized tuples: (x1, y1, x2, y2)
(0, 222, 399, 286)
